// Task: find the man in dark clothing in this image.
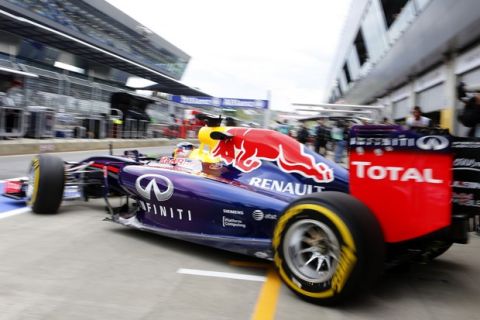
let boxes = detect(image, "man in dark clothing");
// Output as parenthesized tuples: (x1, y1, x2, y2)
(296, 123, 309, 144)
(314, 119, 329, 155)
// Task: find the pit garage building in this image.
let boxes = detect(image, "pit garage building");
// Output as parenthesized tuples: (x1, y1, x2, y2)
(326, 0, 480, 136)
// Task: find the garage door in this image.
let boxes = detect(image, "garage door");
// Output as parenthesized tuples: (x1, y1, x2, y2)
(416, 83, 446, 113)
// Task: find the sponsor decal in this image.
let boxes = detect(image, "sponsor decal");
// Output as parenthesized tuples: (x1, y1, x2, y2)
(350, 135, 450, 151)
(222, 216, 246, 228)
(222, 209, 244, 215)
(138, 200, 192, 221)
(453, 158, 480, 169)
(251, 209, 277, 221)
(254, 252, 269, 259)
(212, 128, 333, 183)
(249, 177, 325, 195)
(350, 136, 416, 147)
(416, 135, 449, 150)
(452, 181, 480, 190)
(208, 163, 223, 170)
(158, 156, 188, 165)
(172, 96, 268, 109)
(180, 96, 212, 105)
(452, 192, 480, 207)
(135, 174, 174, 201)
(252, 210, 264, 221)
(291, 277, 302, 289)
(351, 161, 443, 184)
(211, 97, 221, 107)
(264, 213, 277, 220)
(63, 185, 81, 199)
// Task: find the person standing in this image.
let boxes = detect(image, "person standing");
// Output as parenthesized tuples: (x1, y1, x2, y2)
(296, 123, 309, 144)
(0, 75, 22, 107)
(381, 117, 391, 125)
(314, 119, 329, 156)
(406, 106, 431, 127)
(332, 121, 347, 163)
(277, 119, 290, 135)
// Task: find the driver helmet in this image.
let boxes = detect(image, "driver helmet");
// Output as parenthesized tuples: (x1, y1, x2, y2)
(173, 142, 195, 158)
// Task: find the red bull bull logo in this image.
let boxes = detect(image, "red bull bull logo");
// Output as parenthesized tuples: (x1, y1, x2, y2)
(211, 128, 333, 183)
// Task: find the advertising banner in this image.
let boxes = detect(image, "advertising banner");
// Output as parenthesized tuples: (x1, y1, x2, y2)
(170, 95, 269, 109)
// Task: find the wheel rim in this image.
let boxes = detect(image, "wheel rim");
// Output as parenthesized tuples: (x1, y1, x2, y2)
(283, 219, 341, 283)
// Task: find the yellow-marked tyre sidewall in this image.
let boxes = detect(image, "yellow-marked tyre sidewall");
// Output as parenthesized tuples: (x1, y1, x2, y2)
(27, 154, 65, 214)
(273, 192, 385, 305)
(27, 157, 40, 207)
(273, 203, 357, 303)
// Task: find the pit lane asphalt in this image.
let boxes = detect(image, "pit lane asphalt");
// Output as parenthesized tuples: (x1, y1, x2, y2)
(1, 149, 480, 319)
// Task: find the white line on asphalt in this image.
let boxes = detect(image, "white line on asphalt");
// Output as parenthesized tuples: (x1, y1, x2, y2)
(177, 268, 266, 282)
(0, 207, 30, 220)
(0, 177, 28, 183)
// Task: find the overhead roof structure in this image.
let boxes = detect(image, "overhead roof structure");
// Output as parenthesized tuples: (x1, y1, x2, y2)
(0, 66, 38, 78)
(0, 5, 210, 97)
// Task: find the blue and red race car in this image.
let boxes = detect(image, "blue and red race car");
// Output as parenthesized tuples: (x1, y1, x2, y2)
(3, 113, 479, 305)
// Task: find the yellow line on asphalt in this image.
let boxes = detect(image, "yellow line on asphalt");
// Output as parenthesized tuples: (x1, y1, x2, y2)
(228, 260, 282, 319)
(251, 267, 282, 320)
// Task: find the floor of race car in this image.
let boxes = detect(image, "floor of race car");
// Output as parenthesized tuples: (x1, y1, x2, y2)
(0, 197, 479, 320)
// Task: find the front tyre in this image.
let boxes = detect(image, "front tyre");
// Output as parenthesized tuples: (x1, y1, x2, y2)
(27, 154, 65, 214)
(273, 192, 384, 305)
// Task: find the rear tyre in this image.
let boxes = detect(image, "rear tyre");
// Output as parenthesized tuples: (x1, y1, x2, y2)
(273, 192, 384, 305)
(27, 154, 65, 214)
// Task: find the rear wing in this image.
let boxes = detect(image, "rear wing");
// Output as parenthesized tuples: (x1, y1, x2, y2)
(348, 126, 453, 243)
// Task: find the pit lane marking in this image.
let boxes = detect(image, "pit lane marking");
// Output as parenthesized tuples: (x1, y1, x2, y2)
(0, 207, 30, 220)
(228, 260, 281, 320)
(177, 268, 266, 282)
(0, 177, 28, 183)
(251, 267, 281, 320)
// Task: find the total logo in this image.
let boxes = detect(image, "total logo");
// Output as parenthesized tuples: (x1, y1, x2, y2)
(351, 161, 444, 184)
(252, 210, 277, 221)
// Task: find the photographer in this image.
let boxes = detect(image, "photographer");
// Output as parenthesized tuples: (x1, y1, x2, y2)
(457, 82, 480, 137)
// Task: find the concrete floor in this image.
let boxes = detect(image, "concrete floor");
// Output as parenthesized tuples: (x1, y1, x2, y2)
(0, 201, 479, 320)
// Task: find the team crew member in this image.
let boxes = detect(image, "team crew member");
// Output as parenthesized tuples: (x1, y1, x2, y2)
(406, 106, 431, 127)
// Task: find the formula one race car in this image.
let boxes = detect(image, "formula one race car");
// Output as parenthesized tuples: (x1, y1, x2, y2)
(3, 113, 480, 305)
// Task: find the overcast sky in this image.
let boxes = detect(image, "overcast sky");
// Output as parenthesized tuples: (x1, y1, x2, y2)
(106, 0, 351, 111)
